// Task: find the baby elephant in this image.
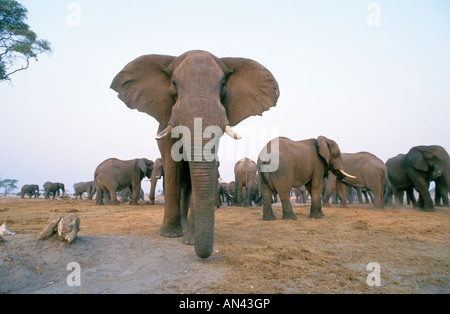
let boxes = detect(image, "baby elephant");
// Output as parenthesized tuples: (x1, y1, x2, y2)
(94, 158, 153, 205)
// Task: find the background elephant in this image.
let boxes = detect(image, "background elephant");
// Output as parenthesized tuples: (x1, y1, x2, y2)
(73, 181, 95, 200)
(218, 182, 233, 206)
(387, 145, 450, 211)
(149, 157, 164, 205)
(258, 136, 354, 220)
(294, 186, 308, 204)
(43, 182, 65, 199)
(21, 184, 39, 198)
(94, 158, 154, 205)
(110, 50, 279, 258)
(385, 154, 418, 208)
(324, 152, 388, 209)
(234, 157, 258, 207)
(121, 187, 145, 203)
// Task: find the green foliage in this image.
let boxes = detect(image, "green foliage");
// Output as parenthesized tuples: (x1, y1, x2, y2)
(0, 0, 51, 81)
(0, 178, 19, 195)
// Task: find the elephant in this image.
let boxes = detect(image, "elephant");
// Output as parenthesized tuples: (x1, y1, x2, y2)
(21, 184, 39, 198)
(43, 182, 65, 199)
(386, 145, 449, 211)
(294, 186, 308, 204)
(234, 157, 258, 207)
(218, 182, 233, 206)
(149, 158, 164, 205)
(323, 152, 389, 209)
(258, 136, 355, 220)
(385, 154, 418, 208)
(73, 181, 95, 200)
(121, 187, 145, 203)
(110, 50, 279, 258)
(434, 175, 449, 207)
(94, 158, 154, 205)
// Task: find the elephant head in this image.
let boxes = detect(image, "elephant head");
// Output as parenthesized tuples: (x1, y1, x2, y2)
(405, 145, 449, 180)
(317, 136, 355, 180)
(404, 145, 450, 210)
(111, 50, 279, 258)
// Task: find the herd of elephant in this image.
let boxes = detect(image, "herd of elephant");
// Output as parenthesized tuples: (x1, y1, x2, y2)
(18, 50, 449, 258)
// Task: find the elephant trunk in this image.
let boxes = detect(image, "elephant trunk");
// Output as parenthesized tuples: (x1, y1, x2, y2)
(189, 161, 215, 259)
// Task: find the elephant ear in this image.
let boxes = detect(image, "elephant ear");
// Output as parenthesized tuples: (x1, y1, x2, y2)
(317, 136, 331, 165)
(220, 57, 280, 126)
(138, 159, 153, 177)
(110, 54, 177, 125)
(407, 147, 429, 172)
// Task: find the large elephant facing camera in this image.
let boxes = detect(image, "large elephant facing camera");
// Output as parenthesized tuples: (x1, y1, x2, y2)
(258, 136, 355, 220)
(94, 158, 154, 205)
(387, 145, 449, 211)
(111, 50, 279, 258)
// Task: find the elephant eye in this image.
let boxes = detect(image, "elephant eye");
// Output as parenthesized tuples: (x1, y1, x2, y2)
(172, 80, 177, 90)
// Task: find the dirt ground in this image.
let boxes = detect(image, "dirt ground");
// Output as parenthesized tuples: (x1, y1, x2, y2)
(0, 196, 448, 294)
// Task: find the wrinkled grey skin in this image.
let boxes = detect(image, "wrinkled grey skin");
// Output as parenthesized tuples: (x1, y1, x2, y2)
(44, 182, 65, 199)
(94, 158, 153, 206)
(21, 184, 39, 198)
(110, 50, 279, 258)
(74, 181, 95, 200)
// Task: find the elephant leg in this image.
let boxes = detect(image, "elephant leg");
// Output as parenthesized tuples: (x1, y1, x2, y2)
(261, 181, 276, 221)
(372, 184, 384, 209)
(180, 182, 191, 233)
(107, 183, 120, 205)
(181, 182, 193, 245)
(309, 178, 325, 218)
(243, 184, 252, 207)
(95, 185, 104, 205)
(409, 176, 434, 211)
(130, 185, 140, 205)
(280, 191, 297, 220)
(159, 162, 183, 238)
(336, 181, 347, 208)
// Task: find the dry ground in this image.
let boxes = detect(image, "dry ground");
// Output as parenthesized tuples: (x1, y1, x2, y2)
(0, 197, 448, 294)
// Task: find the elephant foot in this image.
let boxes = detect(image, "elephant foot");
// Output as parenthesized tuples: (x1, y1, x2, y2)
(160, 223, 183, 238)
(110, 200, 120, 205)
(263, 214, 277, 221)
(421, 207, 436, 212)
(282, 213, 298, 220)
(309, 211, 324, 219)
(129, 201, 139, 206)
(182, 232, 195, 246)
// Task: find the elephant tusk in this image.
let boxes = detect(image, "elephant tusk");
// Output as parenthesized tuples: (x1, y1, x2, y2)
(340, 169, 356, 179)
(155, 125, 173, 140)
(0, 222, 15, 235)
(225, 126, 242, 140)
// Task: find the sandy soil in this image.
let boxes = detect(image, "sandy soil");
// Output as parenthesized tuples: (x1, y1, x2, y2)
(0, 197, 448, 294)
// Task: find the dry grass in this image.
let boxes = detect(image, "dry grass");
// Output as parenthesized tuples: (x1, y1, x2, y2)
(1, 197, 448, 293)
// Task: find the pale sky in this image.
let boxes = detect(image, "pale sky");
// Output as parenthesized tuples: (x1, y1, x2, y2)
(1, 0, 449, 194)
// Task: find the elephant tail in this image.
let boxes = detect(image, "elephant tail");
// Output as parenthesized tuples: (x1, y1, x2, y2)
(382, 164, 392, 188)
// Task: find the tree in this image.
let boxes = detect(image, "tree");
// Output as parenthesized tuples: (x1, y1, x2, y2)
(0, 178, 18, 195)
(0, 0, 51, 81)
